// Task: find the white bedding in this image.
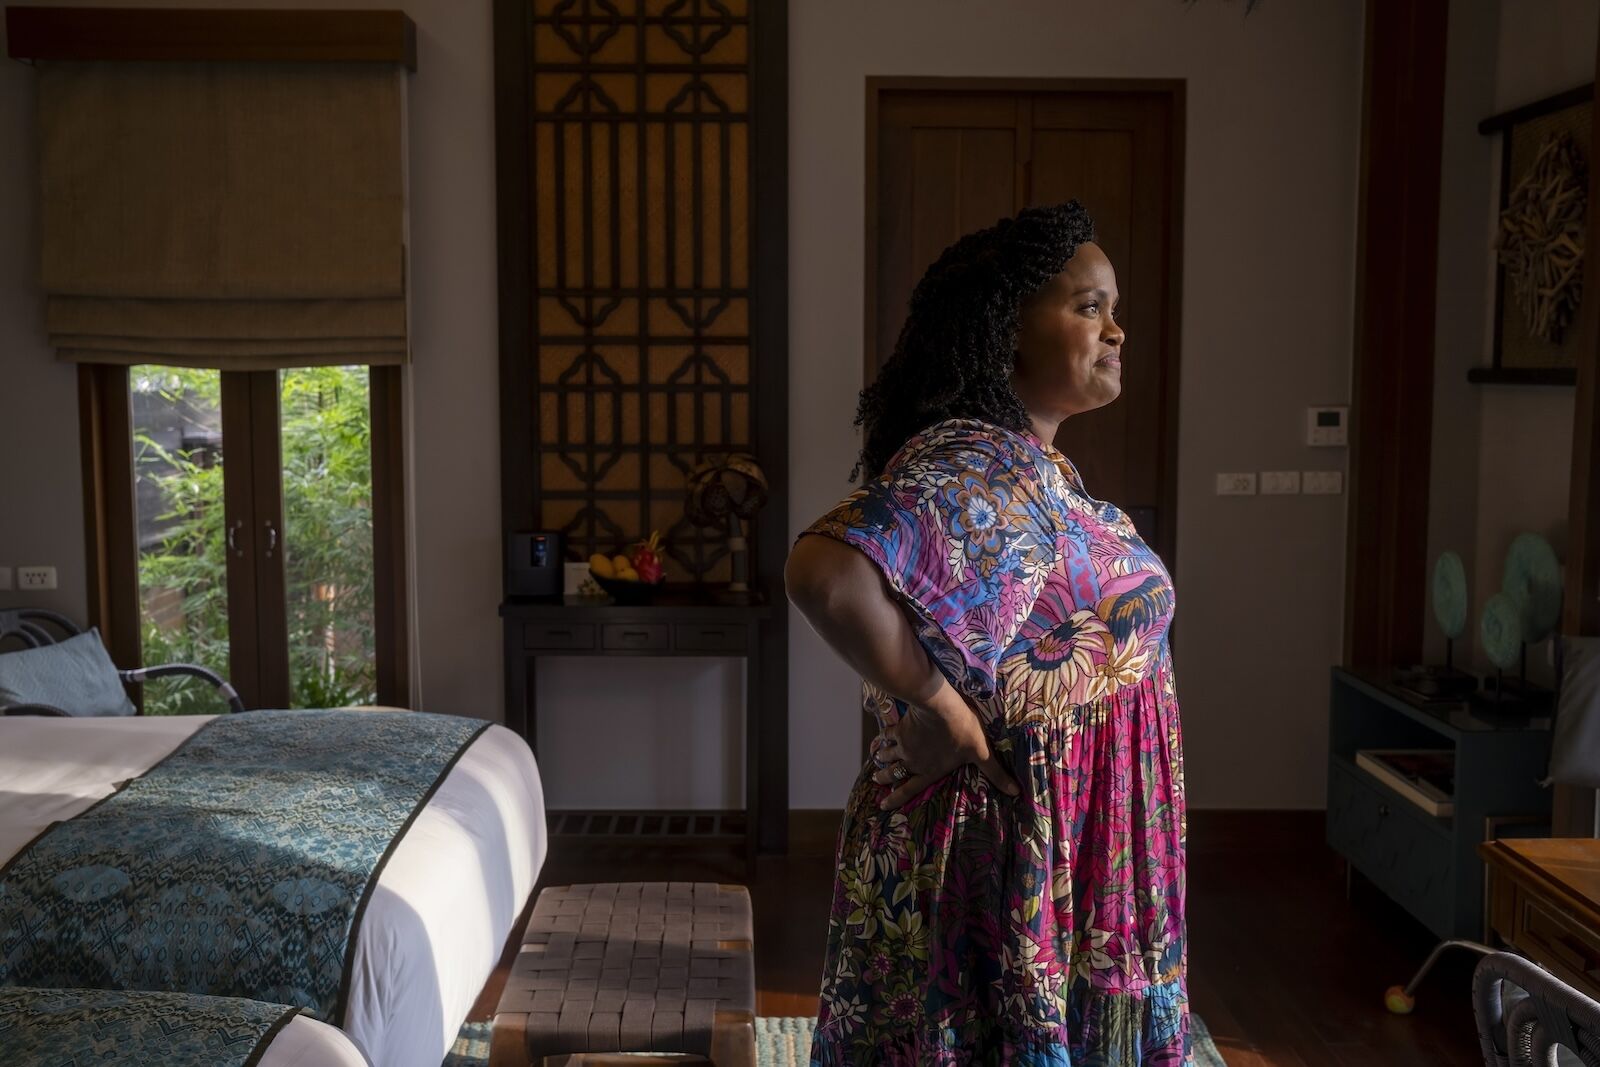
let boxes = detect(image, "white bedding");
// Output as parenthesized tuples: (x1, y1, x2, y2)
(261, 1015, 371, 1067)
(0, 714, 547, 1067)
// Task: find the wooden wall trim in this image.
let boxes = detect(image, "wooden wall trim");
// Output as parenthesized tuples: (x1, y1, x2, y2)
(492, 0, 535, 543)
(1553, 19, 1600, 836)
(492, 0, 789, 850)
(753, 0, 790, 853)
(1343, 0, 1449, 669)
(5, 7, 417, 69)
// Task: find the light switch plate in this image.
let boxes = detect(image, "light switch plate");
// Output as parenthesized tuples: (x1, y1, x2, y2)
(1303, 471, 1344, 495)
(1216, 472, 1257, 496)
(18, 566, 57, 590)
(1261, 470, 1302, 495)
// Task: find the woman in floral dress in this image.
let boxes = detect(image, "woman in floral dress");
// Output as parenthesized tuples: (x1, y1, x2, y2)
(786, 202, 1186, 1065)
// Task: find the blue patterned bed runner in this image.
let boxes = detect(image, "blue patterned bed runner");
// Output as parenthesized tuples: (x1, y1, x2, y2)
(0, 987, 299, 1067)
(0, 708, 490, 1026)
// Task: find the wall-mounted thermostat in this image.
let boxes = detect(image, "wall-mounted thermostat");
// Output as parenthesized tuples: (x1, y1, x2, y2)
(1306, 406, 1348, 447)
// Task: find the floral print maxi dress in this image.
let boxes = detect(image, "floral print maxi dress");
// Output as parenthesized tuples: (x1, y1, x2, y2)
(801, 418, 1187, 1066)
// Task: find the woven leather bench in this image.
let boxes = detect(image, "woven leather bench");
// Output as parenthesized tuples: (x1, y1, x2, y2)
(490, 882, 756, 1067)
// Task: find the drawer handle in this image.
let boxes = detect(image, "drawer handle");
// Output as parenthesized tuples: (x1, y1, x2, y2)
(621, 630, 650, 639)
(1377, 804, 1389, 817)
(547, 629, 572, 638)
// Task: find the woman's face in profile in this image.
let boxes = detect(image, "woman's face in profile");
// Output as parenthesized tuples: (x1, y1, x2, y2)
(1011, 241, 1126, 422)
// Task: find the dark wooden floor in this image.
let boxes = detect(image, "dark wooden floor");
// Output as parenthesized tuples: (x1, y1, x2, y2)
(475, 810, 1481, 1065)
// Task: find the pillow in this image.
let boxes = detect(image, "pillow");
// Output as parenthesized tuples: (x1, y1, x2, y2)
(1551, 635, 1600, 789)
(0, 628, 136, 717)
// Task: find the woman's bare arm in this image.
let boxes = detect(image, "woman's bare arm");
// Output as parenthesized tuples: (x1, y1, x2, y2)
(784, 534, 947, 706)
(786, 534, 1019, 805)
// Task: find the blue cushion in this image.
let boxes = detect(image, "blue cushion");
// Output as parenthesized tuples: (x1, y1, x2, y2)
(0, 628, 136, 716)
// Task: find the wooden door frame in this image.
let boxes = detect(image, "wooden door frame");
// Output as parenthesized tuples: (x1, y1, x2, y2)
(78, 365, 141, 675)
(1343, 0, 1448, 671)
(862, 75, 1186, 548)
(79, 364, 411, 710)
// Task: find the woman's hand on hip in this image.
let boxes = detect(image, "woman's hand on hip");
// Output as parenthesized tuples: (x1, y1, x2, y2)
(871, 687, 1021, 809)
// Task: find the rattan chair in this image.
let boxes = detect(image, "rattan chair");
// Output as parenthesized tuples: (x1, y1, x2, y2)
(1473, 951, 1600, 1066)
(0, 608, 244, 716)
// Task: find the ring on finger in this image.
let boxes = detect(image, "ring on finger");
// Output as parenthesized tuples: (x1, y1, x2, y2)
(890, 762, 909, 783)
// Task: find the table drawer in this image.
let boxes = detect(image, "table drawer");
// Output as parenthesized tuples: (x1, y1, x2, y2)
(523, 622, 595, 650)
(1327, 759, 1453, 933)
(673, 622, 748, 653)
(602, 622, 670, 651)
(1519, 893, 1600, 991)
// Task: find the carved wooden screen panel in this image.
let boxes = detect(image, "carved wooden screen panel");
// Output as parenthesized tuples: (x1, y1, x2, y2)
(529, 0, 752, 582)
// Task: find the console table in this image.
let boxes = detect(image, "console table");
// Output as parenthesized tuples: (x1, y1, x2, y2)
(500, 595, 775, 861)
(1325, 667, 1552, 939)
(1482, 837, 1600, 1001)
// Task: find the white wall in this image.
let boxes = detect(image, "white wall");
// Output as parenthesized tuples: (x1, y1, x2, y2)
(0, 0, 747, 810)
(0, 0, 508, 729)
(1427, 0, 1595, 684)
(1, 1, 1370, 813)
(788, 0, 1366, 810)
(0, 47, 85, 621)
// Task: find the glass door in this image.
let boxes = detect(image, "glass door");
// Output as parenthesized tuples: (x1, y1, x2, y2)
(279, 366, 378, 708)
(127, 365, 387, 712)
(131, 366, 230, 715)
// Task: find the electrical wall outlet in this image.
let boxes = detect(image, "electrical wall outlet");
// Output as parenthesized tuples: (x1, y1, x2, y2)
(1303, 471, 1344, 495)
(1216, 472, 1257, 496)
(18, 566, 57, 590)
(0, 567, 11, 592)
(1261, 471, 1302, 495)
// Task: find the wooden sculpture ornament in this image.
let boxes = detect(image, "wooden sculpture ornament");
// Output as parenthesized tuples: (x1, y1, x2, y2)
(1497, 131, 1586, 344)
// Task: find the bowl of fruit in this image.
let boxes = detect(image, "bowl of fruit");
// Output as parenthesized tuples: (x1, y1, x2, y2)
(588, 532, 666, 604)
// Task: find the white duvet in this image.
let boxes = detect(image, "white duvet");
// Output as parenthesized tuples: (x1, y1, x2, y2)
(0, 714, 547, 1067)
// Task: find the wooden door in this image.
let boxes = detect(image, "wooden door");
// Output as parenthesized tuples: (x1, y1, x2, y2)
(870, 93, 1024, 383)
(867, 81, 1182, 565)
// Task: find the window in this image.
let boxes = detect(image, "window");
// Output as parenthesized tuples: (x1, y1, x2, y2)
(86, 364, 406, 713)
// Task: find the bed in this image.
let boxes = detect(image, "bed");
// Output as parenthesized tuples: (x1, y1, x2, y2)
(0, 987, 370, 1067)
(0, 712, 547, 1067)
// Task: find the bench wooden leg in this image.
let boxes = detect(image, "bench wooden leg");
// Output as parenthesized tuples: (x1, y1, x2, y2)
(710, 1010, 756, 1067)
(490, 1013, 530, 1067)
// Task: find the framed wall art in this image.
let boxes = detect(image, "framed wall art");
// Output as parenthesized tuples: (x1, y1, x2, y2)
(1474, 83, 1592, 386)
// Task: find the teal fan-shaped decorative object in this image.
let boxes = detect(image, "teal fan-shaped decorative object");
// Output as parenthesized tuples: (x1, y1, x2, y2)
(1480, 593, 1524, 673)
(1502, 532, 1562, 644)
(1432, 551, 1469, 641)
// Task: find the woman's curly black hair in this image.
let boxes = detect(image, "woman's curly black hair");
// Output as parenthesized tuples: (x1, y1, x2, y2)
(853, 200, 1096, 481)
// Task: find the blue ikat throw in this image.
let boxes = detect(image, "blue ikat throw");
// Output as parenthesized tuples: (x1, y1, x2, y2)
(0, 708, 489, 1025)
(0, 987, 299, 1067)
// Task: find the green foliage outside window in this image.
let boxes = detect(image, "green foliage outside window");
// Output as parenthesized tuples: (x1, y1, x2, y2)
(134, 366, 377, 714)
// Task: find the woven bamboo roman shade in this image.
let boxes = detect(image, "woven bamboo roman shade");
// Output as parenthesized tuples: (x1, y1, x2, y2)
(37, 60, 408, 368)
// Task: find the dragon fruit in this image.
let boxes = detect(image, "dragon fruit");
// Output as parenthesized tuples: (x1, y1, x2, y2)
(630, 530, 664, 584)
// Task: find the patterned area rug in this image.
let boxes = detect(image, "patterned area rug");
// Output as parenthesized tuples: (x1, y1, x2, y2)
(1192, 1014, 1228, 1067)
(443, 1014, 1226, 1066)
(443, 1020, 491, 1066)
